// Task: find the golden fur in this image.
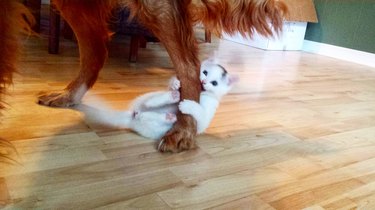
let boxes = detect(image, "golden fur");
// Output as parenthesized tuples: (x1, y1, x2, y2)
(0, 0, 34, 110)
(0, 0, 34, 163)
(1, 0, 287, 153)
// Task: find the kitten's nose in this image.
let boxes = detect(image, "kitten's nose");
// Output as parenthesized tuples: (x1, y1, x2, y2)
(201, 80, 206, 85)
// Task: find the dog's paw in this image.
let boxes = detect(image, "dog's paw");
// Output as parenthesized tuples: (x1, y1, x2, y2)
(37, 91, 78, 107)
(157, 115, 197, 153)
(169, 76, 180, 90)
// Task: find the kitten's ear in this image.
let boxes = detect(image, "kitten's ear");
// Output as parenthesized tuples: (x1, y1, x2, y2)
(201, 59, 210, 67)
(228, 75, 240, 86)
(201, 59, 215, 67)
(205, 51, 219, 64)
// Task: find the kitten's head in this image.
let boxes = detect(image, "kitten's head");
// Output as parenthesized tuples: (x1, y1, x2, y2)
(200, 59, 238, 99)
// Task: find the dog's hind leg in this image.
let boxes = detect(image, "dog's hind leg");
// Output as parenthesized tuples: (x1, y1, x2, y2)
(38, 0, 116, 107)
(132, 0, 201, 152)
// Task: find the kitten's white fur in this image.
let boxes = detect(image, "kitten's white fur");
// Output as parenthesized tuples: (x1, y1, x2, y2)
(179, 59, 237, 133)
(99, 59, 237, 140)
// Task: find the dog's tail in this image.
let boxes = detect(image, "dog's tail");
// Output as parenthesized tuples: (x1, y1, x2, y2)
(0, 1, 34, 165)
(0, 1, 35, 110)
(190, 0, 288, 38)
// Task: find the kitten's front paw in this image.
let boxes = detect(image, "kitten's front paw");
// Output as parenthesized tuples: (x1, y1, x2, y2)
(178, 99, 195, 115)
(169, 76, 180, 90)
(171, 90, 180, 102)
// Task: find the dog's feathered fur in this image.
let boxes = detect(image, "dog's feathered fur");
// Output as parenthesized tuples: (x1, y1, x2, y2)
(190, 0, 287, 37)
(2, 0, 287, 152)
(0, 0, 34, 110)
(0, 0, 34, 163)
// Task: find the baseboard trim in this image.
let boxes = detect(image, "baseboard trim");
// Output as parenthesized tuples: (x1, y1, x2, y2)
(302, 40, 375, 68)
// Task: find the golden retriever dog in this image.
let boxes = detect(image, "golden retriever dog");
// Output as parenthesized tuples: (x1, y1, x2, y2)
(1, 0, 287, 153)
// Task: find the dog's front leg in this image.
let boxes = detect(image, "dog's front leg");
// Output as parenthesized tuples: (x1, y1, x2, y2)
(158, 60, 201, 153)
(156, 42, 201, 152)
(38, 0, 114, 107)
(134, 1, 201, 152)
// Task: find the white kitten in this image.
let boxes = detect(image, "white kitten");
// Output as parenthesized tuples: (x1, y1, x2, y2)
(89, 59, 237, 140)
(179, 59, 238, 133)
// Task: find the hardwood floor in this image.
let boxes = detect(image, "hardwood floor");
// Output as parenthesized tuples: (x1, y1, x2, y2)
(1, 26, 375, 209)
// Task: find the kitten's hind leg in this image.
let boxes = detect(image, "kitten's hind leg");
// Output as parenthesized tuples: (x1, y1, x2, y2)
(144, 91, 180, 108)
(165, 113, 177, 123)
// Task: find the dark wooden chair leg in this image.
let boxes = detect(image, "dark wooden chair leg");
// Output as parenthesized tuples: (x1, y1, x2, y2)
(48, 5, 60, 54)
(62, 21, 74, 40)
(129, 35, 140, 63)
(140, 36, 147, 48)
(205, 29, 211, 43)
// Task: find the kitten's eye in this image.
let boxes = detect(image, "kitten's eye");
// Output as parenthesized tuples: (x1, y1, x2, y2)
(203, 70, 208, 76)
(211, 81, 218, 86)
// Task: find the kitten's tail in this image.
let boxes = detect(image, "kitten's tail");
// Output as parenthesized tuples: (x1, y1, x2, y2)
(105, 110, 133, 128)
(76, 104, 133, 128)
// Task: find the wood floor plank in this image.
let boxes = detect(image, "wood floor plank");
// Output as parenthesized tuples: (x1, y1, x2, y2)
(7, 170, 181, 209)
(3, 146, 107, 177)
(10, 132, 102, 154)
(271, 157, 327, 179)
(354, 194, 375, 210)
(158, 167, 295, 209)
(94, 194, 171, 210)
(170, 136, 373, 186)
(321, 199, 357, 210)
(198, 130, 301, 156)
(317, 182, 375, 210)
(269, 179, 363, 209)
(0, 178, 11, 207)
(302, 205, 326, 210)
(258, 157, 375, 204)
(208, 195, 276, 210)
(5, 147, 209, 200)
